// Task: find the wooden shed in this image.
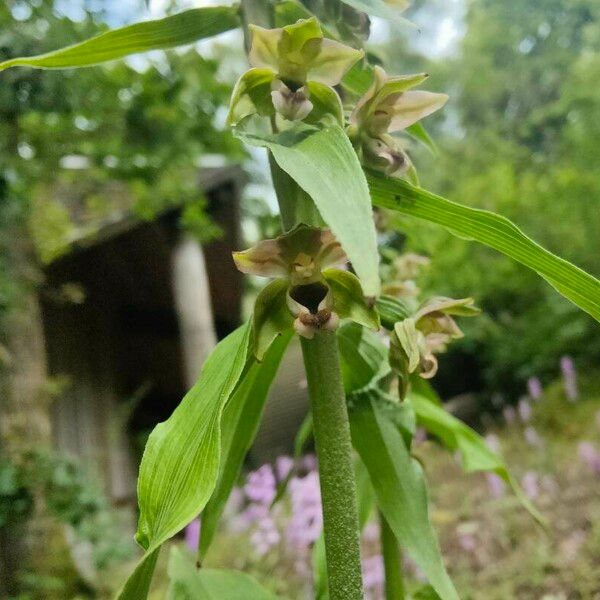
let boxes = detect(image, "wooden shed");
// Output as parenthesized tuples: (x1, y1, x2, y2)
(39, 165, 308, 509)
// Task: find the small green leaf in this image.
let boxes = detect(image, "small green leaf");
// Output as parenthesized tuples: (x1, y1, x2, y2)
(410, 391, 545, 525)
(252, 279, 293, 360)
(200, 332, 292, 557)
(394, 318, 420, 373)
(0, 7, 241, 71)
(237, 125, 380, 297)
(349, 392, 459, 600)
(323, 269, 380, 330)
(376, 294, 412, 330)
(167, 546, 280, 599)
(368, 172, 600, 323)
(337, 322, 389, 394)
(406, 122, 438, 155)
(116, 548, 160, 600)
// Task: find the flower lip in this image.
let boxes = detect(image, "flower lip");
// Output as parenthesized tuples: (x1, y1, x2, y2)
(289, 281, 329, 314)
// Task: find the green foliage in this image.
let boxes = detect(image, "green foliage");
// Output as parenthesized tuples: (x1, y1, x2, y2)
(0, 6, 240, 71)
(369, 171, 600, 323)
(238, 124, 380, 297)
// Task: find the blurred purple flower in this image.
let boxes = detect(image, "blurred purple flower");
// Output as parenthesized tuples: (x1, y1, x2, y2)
(185, 518, 200, 552)
(245, 464, 276, 505)
(521, 471, 540, 500)
(362, 554, 385, 590)
(485, 433, 500, 453)
(286, 472, 323, 550)
(457, 532, 477, 552)
(578, 442, 600, 475)
(413, 427, 427, 444)
(362, 521, 380, 544)
(518, 398, 532, 422)
(276, 455, 294, 481)
(486, 473, 506, 498)
(302, 453, 318, 472)
(503, 405, 516, 425)
(560, 356, 578, 401)
(524, 426, 544, 448)
(250, 515, 280, 555)
(527, 377, 543, 401)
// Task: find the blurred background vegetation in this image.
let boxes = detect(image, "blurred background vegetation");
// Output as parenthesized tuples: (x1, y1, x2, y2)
(0, 0, 598, 598)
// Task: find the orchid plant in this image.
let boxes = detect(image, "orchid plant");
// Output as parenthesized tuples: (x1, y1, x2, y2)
(3, 1, 599, 599)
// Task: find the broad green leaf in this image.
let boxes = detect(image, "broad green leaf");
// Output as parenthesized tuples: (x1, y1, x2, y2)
(349, 393, 459, 600)
(199, 332, 292, 558)
(0, 6, 240, 71)
(323, 269, 380, 330)
(118, 324, 252, 598)
(410, 391, 545, 525)
(368, 172, 600, 323)
(338, 0, 415, 29)
(167, 546, 279, 599)
(237, 125, 380, 297)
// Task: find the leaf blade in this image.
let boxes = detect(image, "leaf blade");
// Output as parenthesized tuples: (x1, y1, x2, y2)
(0, 7, 240, 71)
(239, 126, 380, 297)
(368, 172, 600, 322)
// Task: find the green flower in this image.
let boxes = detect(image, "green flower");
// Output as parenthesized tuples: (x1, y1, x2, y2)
(228, 18, 363, 126)
(389, 296, 479, 397)
(233, 225, 378, 357)
(348, 66, 448, 176)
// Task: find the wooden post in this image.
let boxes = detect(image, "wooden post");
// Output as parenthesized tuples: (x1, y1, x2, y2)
(171, 236, 217, 388)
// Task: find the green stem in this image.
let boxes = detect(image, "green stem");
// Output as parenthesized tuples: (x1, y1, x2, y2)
(301, 331, 364, 600)
(380, 510, 405, 600)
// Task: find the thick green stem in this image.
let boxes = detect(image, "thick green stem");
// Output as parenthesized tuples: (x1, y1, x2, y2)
(301, 331, 364, 600)
(380, 510, 405, 600)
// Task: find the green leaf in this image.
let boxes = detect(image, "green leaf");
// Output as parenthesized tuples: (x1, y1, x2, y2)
(252, 279, 293, 360)
(338, 0, 415, 29)
(167, 546, 279, 599)
(368, 172, 600, 322)
(0, 6, 240, 71)
(116, 548, 160, 600)
(199, 332, 292, 558)
(118, 324, 252, 598)
(410, 391, 545, 525)
(323, 269, 380, 331)
(376, 294, 412, 330)
(237, 125, 380, 298)
(406, 122, 438, 155)
(337, 322, 389, 394)
(349, 392, 459, 600)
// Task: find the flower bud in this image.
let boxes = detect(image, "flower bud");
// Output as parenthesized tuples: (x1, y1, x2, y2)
(362, 135, 409, 176)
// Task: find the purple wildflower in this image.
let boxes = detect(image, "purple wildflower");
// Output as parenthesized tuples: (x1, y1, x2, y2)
(276, 455, 294, 481)
(413, 427, 427, 444)
(524, 426, 544, 448)
(560, 356, 578, 401)
(527, 376, 543, 401)
(362, 554, 385, 590)
(503, 405, 516, 425)
(485, 433, 501, 453)
(578, 442, 600, 475)
(244, 464, 276, 505)
(362, 521, 380, 544)
(286, 472, 323, 549)
(521, 471, 540, 500)
(185, 518, 200, 552)
(486, 473, 506, 498)
(518, 397, 532, 422)
(457, 533, 477, 552)
(250, 514, 280, 555)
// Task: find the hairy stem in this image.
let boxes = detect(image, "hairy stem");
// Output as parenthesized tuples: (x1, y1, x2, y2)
(301, 331, 364, 600)
(380, 510, 405, 599)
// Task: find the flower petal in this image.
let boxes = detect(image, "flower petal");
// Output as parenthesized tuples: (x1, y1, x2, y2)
(227, 68, 276, 125)
(232, 238, 287, 278)
(248, 24, 282, 71)
(387, 90, 448, 132)
(307, 38, 364, 86)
